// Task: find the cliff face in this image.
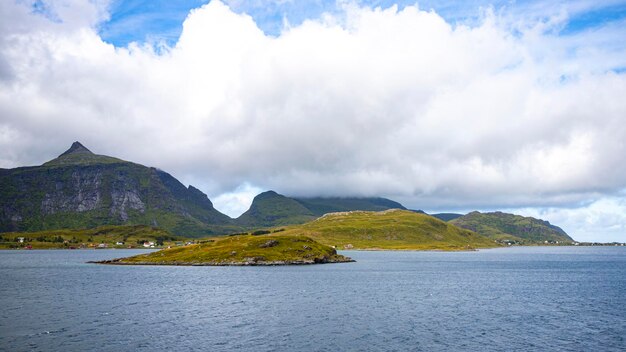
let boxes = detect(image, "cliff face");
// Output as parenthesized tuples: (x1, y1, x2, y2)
(0, 142, 234, 237)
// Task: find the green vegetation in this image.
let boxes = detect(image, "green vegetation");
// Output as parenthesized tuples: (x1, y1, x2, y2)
(278, 209, 498, 250)
(0, 142, 238, 237)
(233, 192, 411, 228)
(0, 225, 181, 249)
(42, 142, 126, 166)
(450, 211, 573, 244)
(94, 234, 353, 265)
(0, 142, 573, 248)
(236, 191, 317, 227)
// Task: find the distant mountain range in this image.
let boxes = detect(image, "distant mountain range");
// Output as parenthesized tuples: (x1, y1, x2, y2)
(236, 191, 408, 228)
(450, 211, 572, 243)
(0, 142, 572, 243)
(0, 143, 410, 237)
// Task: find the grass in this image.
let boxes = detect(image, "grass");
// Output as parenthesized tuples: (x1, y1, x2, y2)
(450, 211, 573, 244)
(0, 225, 181, 249)
(274, 209, 499, 250)
(236, 191, 316, 227)
(100, 234, 353, 265)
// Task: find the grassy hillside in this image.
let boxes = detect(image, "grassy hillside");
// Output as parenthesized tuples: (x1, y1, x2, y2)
(278, 209, 498, 250)
(450, 211, 572, 243)
(236, 191, 316, 227)
(95, 234, 353, 265)
(235, 193, 410, 228)
(0, 225, 181, 249)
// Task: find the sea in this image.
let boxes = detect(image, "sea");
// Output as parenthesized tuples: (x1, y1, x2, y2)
(1, 246, 624, 352)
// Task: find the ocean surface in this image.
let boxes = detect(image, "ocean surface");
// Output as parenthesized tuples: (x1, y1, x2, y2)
(1, 246, 625, 352)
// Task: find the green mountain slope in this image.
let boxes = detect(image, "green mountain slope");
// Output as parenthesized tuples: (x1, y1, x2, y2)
(236, 191, 316, 227)
(235, 192, 410, 228)
(294, 196, 406, 216)
(42, 142, 124, 166)
(0, 142, 237, 237)
(280, 209, 498, 250)
(450, 211, 572, 243)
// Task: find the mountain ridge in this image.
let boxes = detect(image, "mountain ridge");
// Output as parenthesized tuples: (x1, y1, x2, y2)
(0, 142, 235, 237)
(1, 142, 572, 244)
(450, 211, 572, 243)
(234, 191, 410, 228)
(44, 141, 126, 167)
(235, 191, 316, 227)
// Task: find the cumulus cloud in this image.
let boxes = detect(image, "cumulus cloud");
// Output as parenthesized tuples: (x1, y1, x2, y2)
(509, 195, 626, 243)
(1, 1, 626, 239)
(212, 182, 264, 217)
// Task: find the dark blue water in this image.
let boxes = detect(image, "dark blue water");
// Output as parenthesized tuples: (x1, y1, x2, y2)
(1, 247, 625, 352)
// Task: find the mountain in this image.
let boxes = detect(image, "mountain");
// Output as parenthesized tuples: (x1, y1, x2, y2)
(0, 142, 236, 237)
(42, 142, 124, 166)
(236, 191, 317, 228)
(235, 192, 409, 228)
(294, 196, 406, 216)
(431, 213, 464, 221)
(450, 211, 573, 243)
(280, 209, 498, 250)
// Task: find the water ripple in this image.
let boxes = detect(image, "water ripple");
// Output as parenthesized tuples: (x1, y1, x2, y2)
(0, 247, 625, 351)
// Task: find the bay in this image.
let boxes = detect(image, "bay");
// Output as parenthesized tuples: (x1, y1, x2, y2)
(1, 247, 625, 351)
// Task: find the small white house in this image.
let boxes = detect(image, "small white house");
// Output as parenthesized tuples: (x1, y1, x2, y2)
(17, 237, 25, 243)
(143, 241, 155, 248)
(116, 241, 124, 245)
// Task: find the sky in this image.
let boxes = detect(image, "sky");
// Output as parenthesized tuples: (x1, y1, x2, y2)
(1, 0, 626, 242)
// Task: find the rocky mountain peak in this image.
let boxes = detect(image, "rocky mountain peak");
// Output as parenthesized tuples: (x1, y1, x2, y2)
(43, 141, 124, 167)
(59, 141, 93, 157)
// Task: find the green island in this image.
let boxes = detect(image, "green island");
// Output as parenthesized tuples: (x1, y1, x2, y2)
(91, 234, 353, 266)
(98, 209, 497, 266)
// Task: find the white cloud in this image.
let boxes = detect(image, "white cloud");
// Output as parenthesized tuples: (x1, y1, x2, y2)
(509, 195, 626, 243)
(212, 182, 264, 217)
(1, 1, 626, 239)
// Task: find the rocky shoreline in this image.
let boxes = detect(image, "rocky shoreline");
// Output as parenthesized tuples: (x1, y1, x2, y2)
(89, 256, 355, 266)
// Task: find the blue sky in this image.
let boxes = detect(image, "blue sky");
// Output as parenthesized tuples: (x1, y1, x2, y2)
(99, 0, 626, 47)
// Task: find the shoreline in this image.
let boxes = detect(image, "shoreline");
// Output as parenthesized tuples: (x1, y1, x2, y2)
(3, 244, 619, 251)
(89, 257, 355, 266)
